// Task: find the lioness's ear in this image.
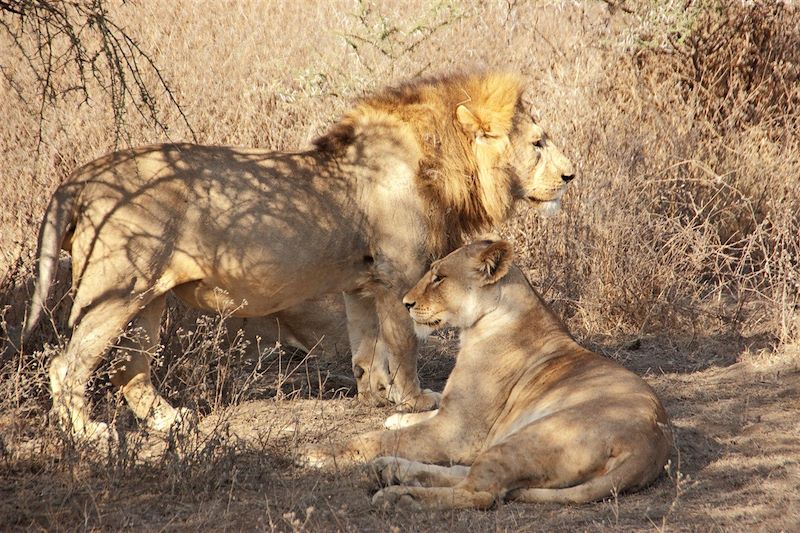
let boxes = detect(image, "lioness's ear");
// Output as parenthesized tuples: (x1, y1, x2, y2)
(477, 240, 513, 285)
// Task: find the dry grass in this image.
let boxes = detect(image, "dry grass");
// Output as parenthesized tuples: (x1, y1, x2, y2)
(1, 0, 799, 530)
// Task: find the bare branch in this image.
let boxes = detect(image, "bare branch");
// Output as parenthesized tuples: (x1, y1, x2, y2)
(0, 0, 196, 150)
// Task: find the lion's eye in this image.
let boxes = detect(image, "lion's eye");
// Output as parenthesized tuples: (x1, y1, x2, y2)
(532, 138, 544, 148)
(431, 274, 445, 285)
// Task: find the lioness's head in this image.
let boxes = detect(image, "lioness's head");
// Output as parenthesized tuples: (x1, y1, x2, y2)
(403, 240, 514, 335)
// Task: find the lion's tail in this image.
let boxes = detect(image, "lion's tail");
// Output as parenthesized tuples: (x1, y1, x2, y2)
(508, 450, 660, 504)
(23, 182, 80, 340)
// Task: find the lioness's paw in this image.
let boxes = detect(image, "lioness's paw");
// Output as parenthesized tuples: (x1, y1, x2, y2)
(384, 408, 439, 429)
(383, 413, 408, 430)
(372, 487, 422, 511)
(370, 456, 411, 486)
(397, 389, 441, 413)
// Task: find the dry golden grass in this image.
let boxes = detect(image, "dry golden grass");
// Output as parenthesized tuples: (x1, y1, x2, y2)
(1, 0, 799, 530)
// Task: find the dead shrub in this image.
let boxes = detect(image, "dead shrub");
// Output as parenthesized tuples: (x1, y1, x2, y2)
(497, 1, 800, 352)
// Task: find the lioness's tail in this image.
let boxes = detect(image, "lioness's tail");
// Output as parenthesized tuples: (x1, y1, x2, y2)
(23, 183, 80, 340)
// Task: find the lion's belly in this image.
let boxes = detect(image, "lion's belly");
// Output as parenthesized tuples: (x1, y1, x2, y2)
(172, 252, 368, 317)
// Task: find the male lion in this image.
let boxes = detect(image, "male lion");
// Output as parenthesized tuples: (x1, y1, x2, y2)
(24, 73, 575, 440)
(302, 240, 672, 510)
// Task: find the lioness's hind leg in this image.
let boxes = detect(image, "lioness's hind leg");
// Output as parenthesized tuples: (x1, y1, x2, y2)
(108, 295, 187, 432)
(383, 409, 438, 429)
(372, 485, 494, 511)
(371, 456, 469, 487)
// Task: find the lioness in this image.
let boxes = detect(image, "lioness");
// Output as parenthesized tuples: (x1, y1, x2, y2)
(303, 240, 672, 510)
(24, 73, 575, 440)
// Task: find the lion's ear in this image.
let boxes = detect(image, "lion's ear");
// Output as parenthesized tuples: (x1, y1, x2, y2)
(477, 240, 513, 285)
(456, 105, 482, 134)
(457, 104, 508, 142)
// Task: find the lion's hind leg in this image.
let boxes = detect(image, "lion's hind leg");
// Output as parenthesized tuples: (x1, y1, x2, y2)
(371, 456, 469, 487)
(507, 434, 668, 504)
(508, 469, 625, 504)
(372, 424, 571, 510)
(370, 457, 494, 510)
(467, 408, 667, 505)
(51, 292, 160, 441)
(371, 430, 558, 510)
(108, 294, 189, 432)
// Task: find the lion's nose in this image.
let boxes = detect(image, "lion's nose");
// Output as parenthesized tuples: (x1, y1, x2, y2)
(561, 173, 575, 183)
(404, 301, 415, 311)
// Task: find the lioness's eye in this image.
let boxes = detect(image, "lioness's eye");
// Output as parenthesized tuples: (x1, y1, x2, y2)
(431, 274, 444, 285)
(532, 138, 544, 148)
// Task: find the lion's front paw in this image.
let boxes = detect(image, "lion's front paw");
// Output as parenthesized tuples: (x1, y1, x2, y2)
(148, 406, 196, 434)
(78, 420, 117, 444)
(372, 487, 422, 511)
(397, 389, 441, 413)
(370, 456, 419, 487)
(356, 389, 391, 407)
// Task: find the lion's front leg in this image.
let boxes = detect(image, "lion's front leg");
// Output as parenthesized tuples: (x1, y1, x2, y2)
(344, 292, 393, 406)
(373, 291, 440, 412)
(344, 279, 439, 411)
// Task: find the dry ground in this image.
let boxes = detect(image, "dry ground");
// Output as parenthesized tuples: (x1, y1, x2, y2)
(1, 0, 799, 531)
(1, 339, 798, 531)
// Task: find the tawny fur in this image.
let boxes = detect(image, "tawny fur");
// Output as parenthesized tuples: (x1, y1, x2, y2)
(316, 73, 525, 256)
(303, 240, 672, 511)
(24, 73, 575, 440)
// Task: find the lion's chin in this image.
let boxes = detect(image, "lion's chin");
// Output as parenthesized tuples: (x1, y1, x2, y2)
(529, 198, 561, 217)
